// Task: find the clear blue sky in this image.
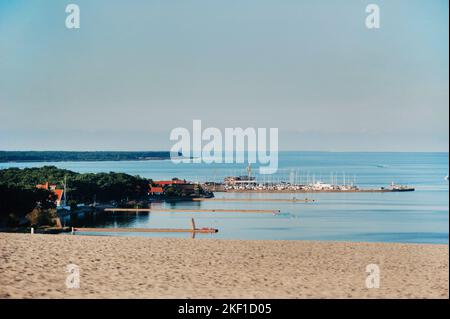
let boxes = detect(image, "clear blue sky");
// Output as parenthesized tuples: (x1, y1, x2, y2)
(0, 0, 448, 151)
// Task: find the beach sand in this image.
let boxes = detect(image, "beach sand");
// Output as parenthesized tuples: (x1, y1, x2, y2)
(0, 233, 448, 299)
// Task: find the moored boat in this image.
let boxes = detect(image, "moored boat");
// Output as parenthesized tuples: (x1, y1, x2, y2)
(381, 182, 415, 192)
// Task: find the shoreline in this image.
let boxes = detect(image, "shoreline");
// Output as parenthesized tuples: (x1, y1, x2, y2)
(1, 233, 447, 299)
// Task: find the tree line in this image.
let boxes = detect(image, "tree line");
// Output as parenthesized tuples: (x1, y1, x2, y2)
(0, 151, 174, 162)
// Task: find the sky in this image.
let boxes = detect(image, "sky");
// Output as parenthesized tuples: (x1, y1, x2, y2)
(0, 0, 448, 151)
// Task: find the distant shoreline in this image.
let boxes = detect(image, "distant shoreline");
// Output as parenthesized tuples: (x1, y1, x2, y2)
(0, 158, 171, 163)
(0, 151, 177, 163)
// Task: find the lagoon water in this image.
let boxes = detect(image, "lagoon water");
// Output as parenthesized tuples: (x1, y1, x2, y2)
(1, 152, 448, 243)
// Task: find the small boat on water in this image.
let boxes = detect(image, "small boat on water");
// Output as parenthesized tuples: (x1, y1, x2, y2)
(381, 182, 415, 192)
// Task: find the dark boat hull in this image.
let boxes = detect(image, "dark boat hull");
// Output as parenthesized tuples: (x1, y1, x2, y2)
(391, 188, 415, 192)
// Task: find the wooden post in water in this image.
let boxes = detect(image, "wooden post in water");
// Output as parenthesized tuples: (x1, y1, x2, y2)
(191, 218, 196, 239)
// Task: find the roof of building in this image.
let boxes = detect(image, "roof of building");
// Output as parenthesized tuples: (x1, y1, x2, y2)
(153, 180, 186, 186)
(53, 189, 64, 202)
(36, 182, 57, 190)
(36, 182, 49, 189)
(150, 186, 164, 193)
(36, 182, 64, 203)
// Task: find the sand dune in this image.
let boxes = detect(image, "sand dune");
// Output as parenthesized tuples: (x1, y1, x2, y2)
(0, 233, 448, 298)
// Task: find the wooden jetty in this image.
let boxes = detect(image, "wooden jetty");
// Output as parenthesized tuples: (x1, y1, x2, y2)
(104, 208, 280, 214)
(74, 227, 218, 234)
(73, 218, 218, 234)
(192, 198, 314, 203)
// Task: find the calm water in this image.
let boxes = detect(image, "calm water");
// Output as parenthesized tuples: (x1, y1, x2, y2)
(1, 152, 448, 243)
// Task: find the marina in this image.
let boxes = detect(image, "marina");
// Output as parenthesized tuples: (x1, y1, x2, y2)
(202, 164, 415, 193)
(213, 187, 414, 193)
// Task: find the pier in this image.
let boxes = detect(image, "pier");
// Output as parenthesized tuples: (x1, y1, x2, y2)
(192, 198, 314, 203)
(220, 188, 413, 193)
(73, 227, 218, 234)
(73, 218, 218, 234)
(104, 208, 280, 214)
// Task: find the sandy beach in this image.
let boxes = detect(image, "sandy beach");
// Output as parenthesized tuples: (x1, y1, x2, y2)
(0, 233, 448, 299)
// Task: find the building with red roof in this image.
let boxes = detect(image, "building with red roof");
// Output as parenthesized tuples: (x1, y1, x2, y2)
(152, 179, 186, 186)
(36, 182, 65, 207)
(149, 186, 164, 195)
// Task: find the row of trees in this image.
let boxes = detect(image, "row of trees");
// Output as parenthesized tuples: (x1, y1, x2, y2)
(0, 166, 76, 189)
(163, 184, 212, 199)
(68, 172, 150, 203)
(0, 151, 173, 162)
